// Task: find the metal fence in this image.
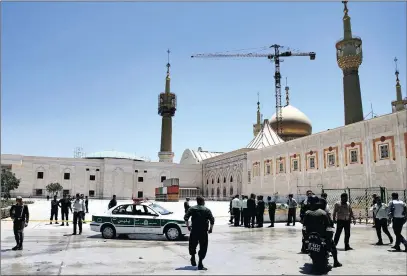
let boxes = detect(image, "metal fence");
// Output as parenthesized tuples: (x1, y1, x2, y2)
(323, 187, 407, 224)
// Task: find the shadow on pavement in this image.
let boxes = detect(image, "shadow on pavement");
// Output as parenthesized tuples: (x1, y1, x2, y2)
(175, 266, 197, 271)
(299, 263, 332, 275)
(86, 234, 189, 242)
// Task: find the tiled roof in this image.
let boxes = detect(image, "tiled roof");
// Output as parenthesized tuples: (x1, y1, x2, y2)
(246, 119, 284, 149)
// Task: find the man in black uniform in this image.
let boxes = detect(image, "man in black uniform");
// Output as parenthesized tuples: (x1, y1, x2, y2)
(256, 195, 265, 227)
(371, 194, 378, 228)
(10, 196, 29, 250)
(184, 196, 215, 271)
(267, 196, 276, 227)
(300, 190, 313, 253)
(108, 195, 117, 210)
(50, 195, 59, 224)
(304, 196, 342, 268)
(59, 194, 72, 226)
(247, 193, 257, 228)
(228, 197, 234, 224)
(184, 197, 190, 213)
(85, 196, 89, 213)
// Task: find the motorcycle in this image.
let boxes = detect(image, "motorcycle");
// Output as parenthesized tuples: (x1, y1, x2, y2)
(306, 232, 329, 273)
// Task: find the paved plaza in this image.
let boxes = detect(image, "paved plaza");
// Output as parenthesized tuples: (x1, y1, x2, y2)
(1, 199, 406, 275)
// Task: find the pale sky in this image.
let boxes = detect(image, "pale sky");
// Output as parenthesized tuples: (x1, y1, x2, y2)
(2, 1, 406, 162)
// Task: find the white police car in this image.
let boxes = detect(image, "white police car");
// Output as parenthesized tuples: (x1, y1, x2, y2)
(90, 201, 188, 241)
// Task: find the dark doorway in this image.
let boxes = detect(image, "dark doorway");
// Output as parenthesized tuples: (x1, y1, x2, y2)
(137, 191, 143, 198)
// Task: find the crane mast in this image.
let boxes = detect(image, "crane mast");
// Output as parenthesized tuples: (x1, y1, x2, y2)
(191, 44, 316, 136)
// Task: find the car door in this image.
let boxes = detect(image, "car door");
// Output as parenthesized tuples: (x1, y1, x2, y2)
(111, 205, 136, 234)
(133, 205, 161, 234)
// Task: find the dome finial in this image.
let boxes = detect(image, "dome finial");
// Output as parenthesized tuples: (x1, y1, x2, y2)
(165, 49, 171, 93)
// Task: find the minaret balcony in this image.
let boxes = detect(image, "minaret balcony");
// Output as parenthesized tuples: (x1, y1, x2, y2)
(158, 92, 177, 116)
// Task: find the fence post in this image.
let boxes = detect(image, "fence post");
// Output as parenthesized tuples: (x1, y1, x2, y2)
(364, 188, 368, 225)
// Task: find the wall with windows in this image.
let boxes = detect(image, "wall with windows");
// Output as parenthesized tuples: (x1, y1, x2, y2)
(0, 154, 202, 199)
(246, 110, 407, 197)
(202, 148, 252, 199)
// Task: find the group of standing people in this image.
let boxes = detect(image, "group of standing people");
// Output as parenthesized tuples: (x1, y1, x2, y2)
(229, 194, 267, 228)
(49, 193, 89, 235)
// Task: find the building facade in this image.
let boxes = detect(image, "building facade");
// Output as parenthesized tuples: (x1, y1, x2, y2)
(246, 110, 407, 197)
(1, 152, 202, 199)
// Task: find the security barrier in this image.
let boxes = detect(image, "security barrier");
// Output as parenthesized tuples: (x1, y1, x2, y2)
(322, 187, 407, 224)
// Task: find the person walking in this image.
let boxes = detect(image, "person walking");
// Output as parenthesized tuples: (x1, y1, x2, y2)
(184, 198, 190, 214)
(371, 194, 379, 228)
(333, 193, 356, 251)
(85, 196, 89, 213)
(247, 193, 257, 228)
(388, 192, 407, 252)
(184, 196, 215, 270)
(72, 193, 85, 235)
(58, 194, 72, 226)
(267, 196, 276, 227)
(50, 195, 59, 224)
(10, 196, 29, 250)
(286, 194, 298, 226)
(241, 195, 249, 227)
(108, 195, 117, 210)
(371, 197, 393, 245)
(231, 195, 241, 226)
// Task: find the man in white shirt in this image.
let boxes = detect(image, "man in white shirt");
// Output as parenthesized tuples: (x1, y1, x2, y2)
(72, 193, 86, 235)
(231, 195, 241, 227)
(370, 197, 393, 245)
(388, 193, 407, 252)
(241, 196, 248, 227)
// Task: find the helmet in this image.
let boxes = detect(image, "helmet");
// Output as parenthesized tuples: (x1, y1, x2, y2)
(308, 195, 319, 205)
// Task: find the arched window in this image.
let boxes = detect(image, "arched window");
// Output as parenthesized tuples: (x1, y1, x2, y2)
(211, 188, 214, 196)
(217, 177, 220, 183)
(212, 179, 214, 184)
(223, 177, 226, 183)
(230, 175, 233, 183)
(230, 186, 234, 196)
(223, 187, 227, 197)
(217, 187, 220, 197)
(206, 179, 208, 185)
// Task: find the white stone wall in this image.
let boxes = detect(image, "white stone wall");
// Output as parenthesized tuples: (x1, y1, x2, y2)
(246, 110, 407, 197)
(1, 155, 202, 199)
(202, 149, 253, 199)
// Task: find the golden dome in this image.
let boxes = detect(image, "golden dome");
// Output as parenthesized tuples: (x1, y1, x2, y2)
(269, 105, 312, 141)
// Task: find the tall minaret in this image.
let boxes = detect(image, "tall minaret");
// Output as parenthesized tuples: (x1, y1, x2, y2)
(391, 57, 407, 112)
(158, 49, 177, 163)
(253, 92, 263, 136)
(336, 1, 364, 125)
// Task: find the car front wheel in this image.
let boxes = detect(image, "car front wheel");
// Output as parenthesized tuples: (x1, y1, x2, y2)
(101, 225, 116, 239)
(164, 225, 181, 241)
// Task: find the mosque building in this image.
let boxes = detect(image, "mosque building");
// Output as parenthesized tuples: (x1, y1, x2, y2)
(1, 2, 406, 200)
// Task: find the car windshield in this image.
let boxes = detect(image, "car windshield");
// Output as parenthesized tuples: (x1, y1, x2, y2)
(149, 203, 172, 215)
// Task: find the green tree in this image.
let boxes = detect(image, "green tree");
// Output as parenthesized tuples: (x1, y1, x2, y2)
(45, 182, 63, 196)
(1, 168, 21, 200)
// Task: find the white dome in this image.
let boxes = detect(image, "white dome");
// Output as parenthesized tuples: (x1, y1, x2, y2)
(84, 150, 145, 161)
(270, 105, 312, 126)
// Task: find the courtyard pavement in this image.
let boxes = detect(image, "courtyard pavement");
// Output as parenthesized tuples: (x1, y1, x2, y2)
(1, 199, 406, 275)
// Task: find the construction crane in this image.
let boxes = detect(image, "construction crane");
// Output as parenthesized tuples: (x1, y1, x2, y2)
(191, 44, 316, 135)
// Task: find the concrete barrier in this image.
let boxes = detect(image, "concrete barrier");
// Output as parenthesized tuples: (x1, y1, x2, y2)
(1, 206, 11, 219)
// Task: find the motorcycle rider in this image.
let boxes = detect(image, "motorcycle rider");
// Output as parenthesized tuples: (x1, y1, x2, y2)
(304, 196, 342, 268)
(300, 190, 313, 253)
